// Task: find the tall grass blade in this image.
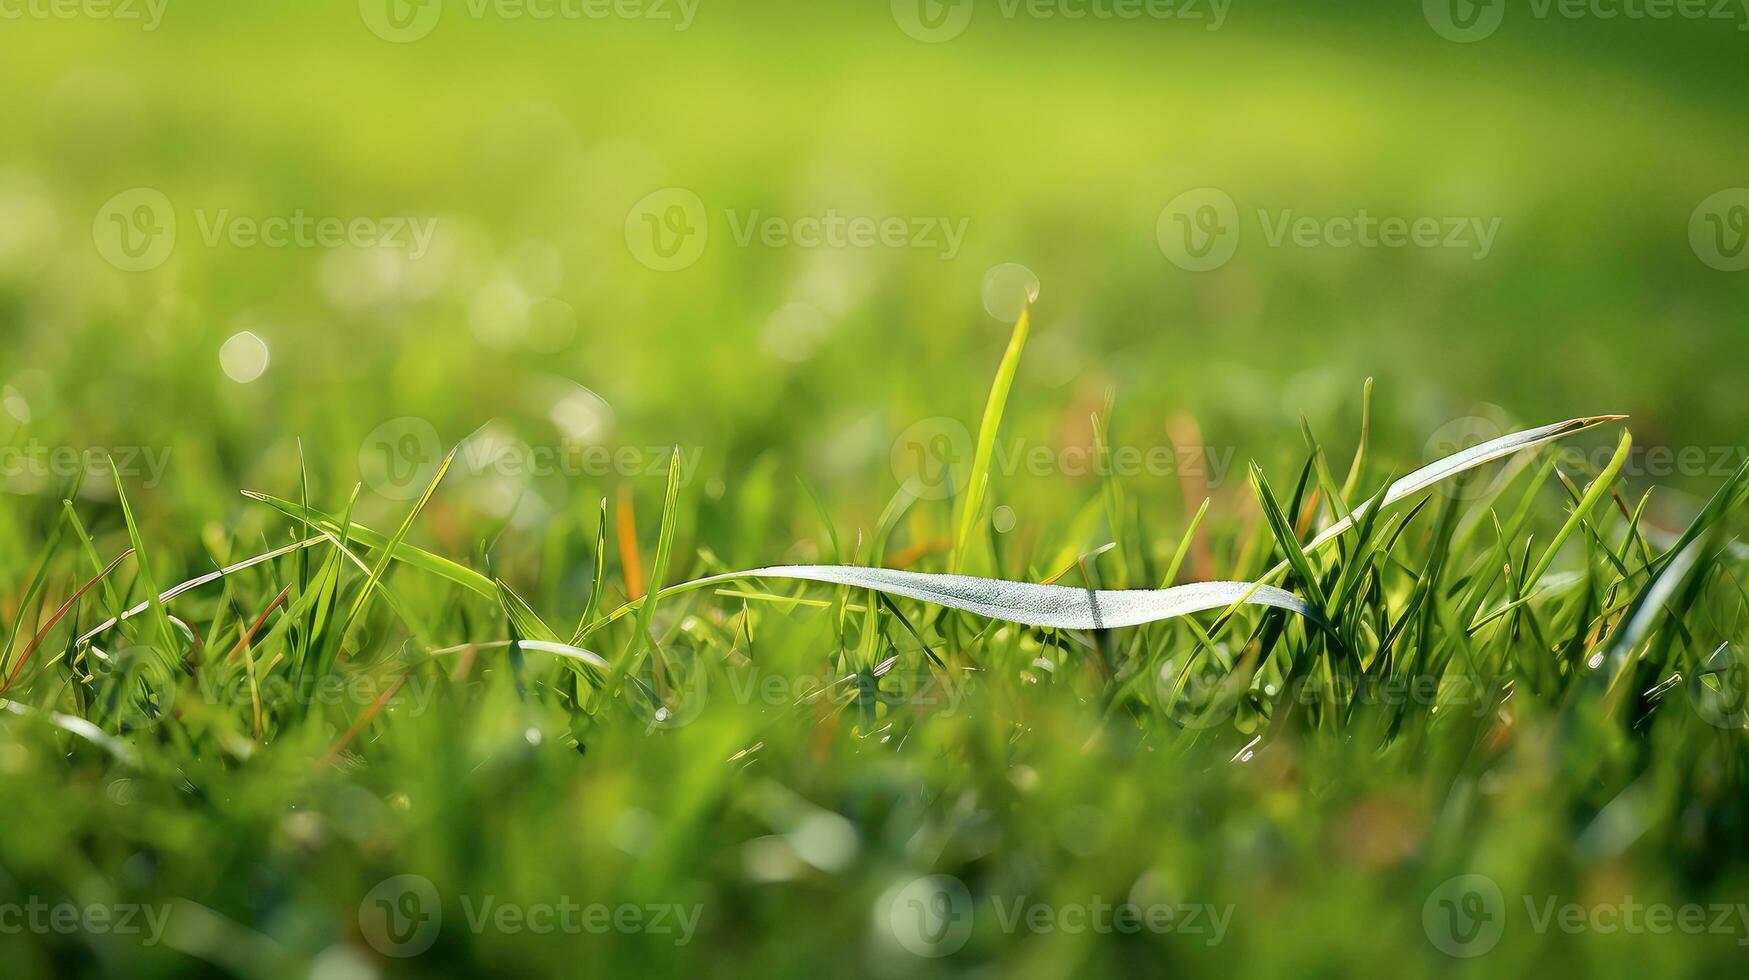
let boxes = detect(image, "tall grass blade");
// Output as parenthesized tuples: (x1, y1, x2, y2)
(1, 548, 133, 694)
(242, 492, 495, 598)
(1250, 462, 1328, 609)
(952, 304, 1030, 571)
(569, 497, 610, 646)
(604, 449, 684, 696)
(336, 448, 457, 641)
(1523, 428, 1632, 590)
(108, 458, 178, 655)
(1287, 415, 1625, 570)
(497, 579, 561, 644)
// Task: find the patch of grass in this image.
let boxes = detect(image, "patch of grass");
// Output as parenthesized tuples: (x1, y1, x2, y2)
(2, 11, 1747, 976)
(0, 311, 1744, 979)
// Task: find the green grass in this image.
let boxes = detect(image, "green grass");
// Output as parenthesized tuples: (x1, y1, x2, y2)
(3, 4, 1749, 978)
(1, 313, 1746, 977)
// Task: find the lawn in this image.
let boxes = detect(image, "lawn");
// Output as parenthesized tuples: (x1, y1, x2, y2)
(1, 3, 1747, 977)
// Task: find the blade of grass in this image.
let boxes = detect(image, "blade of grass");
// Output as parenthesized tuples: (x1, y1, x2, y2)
(497, 578, 561, 644)
(569, 497, 610, 646)
(335, 449, 457, 646)
(242, 492, 495, 598)
(62, 502, 125, 624)
(1522, 428, 1632, 590)
(617, 484, 644, 601)
(1092, 404, 1131, 588)
(227, 583, 291, 662)
(109, 458, 178, 656)
(604, 449, 684, 696)
(580, 564, 1321, 636)
(796, 475, 842, 565)
(0, 515, 67, 673)
(952, 303, 1030, 572)
(75, 536, 326, 646)
(1250, 462, 1328, 610)
(1159, 498, 1210, 589)
(1338, 377, 1374, 502)
(1269, 415, 1625, 582)
(1, 548, 133, 694)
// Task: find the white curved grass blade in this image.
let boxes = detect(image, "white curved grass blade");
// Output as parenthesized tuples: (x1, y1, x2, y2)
(517, 639, 612, 671)
(1, 698, 140, 766)
(427, 638, 611, 672)
(585, 565, 1318, 635)
(1299, 415, 1626, 558)
(74, 536, 327, 646)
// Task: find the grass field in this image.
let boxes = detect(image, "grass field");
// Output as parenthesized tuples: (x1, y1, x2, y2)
(2, 3, 1748, 977)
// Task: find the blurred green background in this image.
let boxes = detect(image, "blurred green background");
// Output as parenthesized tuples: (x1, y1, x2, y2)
(3, 0, 1745, 538)
(2, 2, 1748, 977)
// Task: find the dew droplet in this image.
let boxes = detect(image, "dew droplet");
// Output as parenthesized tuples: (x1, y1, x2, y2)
(992, 504, 1017, 533)
(219, 331, 269, 384)
(981, 262, 1039, 321)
